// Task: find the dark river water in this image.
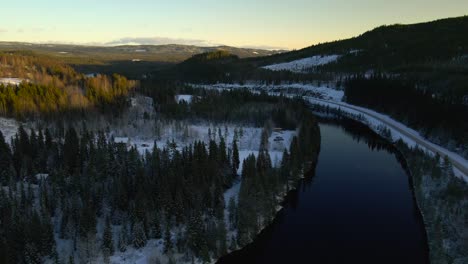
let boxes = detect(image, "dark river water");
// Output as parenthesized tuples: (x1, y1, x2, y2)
(218, 118, 429, 264)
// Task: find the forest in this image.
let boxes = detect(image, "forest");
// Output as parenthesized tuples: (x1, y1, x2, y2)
(344, 74, 468, 156)
(0, 52, 137, 118)
(0, 89, 320, 263)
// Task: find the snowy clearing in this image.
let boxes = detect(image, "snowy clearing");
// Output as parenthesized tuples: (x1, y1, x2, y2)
(0, 117, 20, 143)
(175, 94, 193, 104)
(0, 77, 24, 86)
(262, 55, 341, 73)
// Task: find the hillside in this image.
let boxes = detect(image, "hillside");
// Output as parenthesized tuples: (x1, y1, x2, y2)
(0, 51, 136, 117)
(253, 16, 468, 71)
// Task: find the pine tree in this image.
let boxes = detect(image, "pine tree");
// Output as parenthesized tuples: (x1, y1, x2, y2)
(132, 222, 147, 249)
(164, 224, 172, 253)
(24, 243, 41, 264)
(102, 217, 114, 255)
(63, 127, 80, 174)
(232, 140, 240, 175)
(40, 213, 56, 257)
(217, 221, 227, 256)
(151, 214, 162, 239)
(228, 197, 237, 229)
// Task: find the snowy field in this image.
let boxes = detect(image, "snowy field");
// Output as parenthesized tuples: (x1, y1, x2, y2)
(0, 77, 24, 86)
(175, 94, 193, 104)
(262, 55, 340, 73)
(0, 117, 20, 143)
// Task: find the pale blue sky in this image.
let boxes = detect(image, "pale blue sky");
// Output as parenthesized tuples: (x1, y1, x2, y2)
(1, 0, 467, 49)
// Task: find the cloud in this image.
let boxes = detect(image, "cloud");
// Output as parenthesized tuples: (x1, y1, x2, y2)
(0, 28, 6, 33)
(104, 36, 220, 47)
(240, 45, 289, 51)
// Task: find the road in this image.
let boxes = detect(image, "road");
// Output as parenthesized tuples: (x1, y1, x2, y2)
(307, 97, 468, 181)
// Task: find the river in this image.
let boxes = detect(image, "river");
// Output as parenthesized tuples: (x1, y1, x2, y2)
(218, 118, 429, 264)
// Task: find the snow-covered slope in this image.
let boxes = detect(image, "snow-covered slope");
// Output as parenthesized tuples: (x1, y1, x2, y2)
(262, 55, 340, 73)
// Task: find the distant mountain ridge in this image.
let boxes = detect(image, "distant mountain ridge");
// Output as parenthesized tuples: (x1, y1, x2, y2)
(0, 42, 282, 63)
(0, 41, 284, 78)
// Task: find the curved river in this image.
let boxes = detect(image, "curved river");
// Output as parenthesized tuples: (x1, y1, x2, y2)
(218, 118, 429, 264)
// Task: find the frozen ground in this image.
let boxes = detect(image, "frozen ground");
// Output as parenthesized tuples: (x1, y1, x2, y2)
(175, 94, 193, 104)
(262, 55, 341, 73)
(0, 77, 24, 86)
(0, 117, 20, 143)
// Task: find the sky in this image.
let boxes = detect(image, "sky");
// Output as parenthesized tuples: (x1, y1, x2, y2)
(1, 0, 467, 50)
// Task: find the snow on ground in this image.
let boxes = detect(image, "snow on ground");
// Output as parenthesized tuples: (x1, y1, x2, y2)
(0, 77, 24, 86)
(110, 239, 165, 264)
(175, 94, 193, 104)
(262, 55, 341, 73)
(0, 117, 20, 143)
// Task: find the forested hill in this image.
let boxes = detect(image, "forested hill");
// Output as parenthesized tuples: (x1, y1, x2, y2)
(250, 16, 468, 72)
(151, 16, 468, 84)
(0, 52, 137, 117)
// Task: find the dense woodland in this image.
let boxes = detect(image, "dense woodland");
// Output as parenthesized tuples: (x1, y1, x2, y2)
(0, 52, 137, 118)
(344, 75, 468, 156)
(0, 90, 320, 263)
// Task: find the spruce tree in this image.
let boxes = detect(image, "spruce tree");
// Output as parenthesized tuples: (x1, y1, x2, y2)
(132, 222, 147, 249)
(102, 217, 114, 255)
(232, 140, 240, 175)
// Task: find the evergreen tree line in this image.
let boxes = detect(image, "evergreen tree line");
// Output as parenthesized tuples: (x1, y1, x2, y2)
(0, 124, 237, 263)
(344, 74, 468, 156)
(0, 88, 321, 263)
(140, 84, 311, 130)
(233, 113, 320, 247)
(0, 118, 320, 263)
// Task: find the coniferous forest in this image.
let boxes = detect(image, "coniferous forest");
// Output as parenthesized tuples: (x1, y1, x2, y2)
(0, 89, 320, 263)
(344, 75, 468, 155)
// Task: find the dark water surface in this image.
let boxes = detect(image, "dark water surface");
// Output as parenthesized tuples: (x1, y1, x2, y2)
(218, 119, 429, 264)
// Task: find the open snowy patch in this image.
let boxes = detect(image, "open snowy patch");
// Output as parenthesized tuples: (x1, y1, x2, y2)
(0, 117, 20, 143)
(262, 55, 340, 73)
(0, 77, 25, 86)
(175, 94, 193, 104)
